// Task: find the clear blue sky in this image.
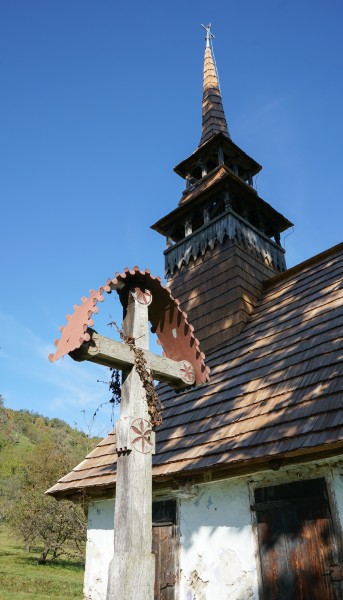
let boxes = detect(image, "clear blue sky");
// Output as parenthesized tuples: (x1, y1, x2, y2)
(1, 0, 342, 435)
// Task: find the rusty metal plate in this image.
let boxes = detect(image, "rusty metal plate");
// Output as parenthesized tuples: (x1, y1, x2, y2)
(49, 267, 210, 386)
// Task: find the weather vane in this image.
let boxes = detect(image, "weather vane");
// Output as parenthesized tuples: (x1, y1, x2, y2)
(201, 23, 215, 47)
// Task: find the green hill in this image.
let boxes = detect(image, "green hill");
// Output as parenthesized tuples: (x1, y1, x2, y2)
(0, 400, 101, 518)
(0, 399, 102, 568)
(0, 403, 100, 484)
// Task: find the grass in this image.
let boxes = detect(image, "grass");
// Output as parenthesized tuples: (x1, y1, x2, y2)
(0, 525, 84, 599)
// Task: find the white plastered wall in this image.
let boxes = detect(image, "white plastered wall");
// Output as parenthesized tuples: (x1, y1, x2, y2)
(179, 478, 258, 600)
(83, 498, 114, 600)
(82, 456, 343, 600)
(83, 479, 258, 600)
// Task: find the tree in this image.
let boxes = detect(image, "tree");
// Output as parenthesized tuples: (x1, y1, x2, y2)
(0, 395, 9, 449)
(7, 439, 86, 563)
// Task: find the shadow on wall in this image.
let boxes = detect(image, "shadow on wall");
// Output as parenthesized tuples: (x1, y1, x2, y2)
(88, 500, 114, 531)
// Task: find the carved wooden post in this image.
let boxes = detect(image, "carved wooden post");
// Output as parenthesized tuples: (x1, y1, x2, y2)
(107, 288, 155, 600)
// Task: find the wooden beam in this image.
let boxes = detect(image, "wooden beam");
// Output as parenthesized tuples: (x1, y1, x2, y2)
(70, 331, 194, 388)
(106, 288, 155, 600)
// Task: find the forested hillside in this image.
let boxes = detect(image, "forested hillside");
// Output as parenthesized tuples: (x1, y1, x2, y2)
(0, 396, 100, 451)
(0, 396, 101, 564)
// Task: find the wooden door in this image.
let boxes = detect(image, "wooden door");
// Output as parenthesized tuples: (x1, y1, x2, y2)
(254, 478, 343, 600)
(152, 500, 177, 600)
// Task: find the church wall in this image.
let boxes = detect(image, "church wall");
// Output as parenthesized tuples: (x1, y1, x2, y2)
(179, 457, 343, 600)
(83, 499, 114, 600)
(83, 483, 258, 600)
(179, 478, 258, 600)
(82, 457, 343, 600)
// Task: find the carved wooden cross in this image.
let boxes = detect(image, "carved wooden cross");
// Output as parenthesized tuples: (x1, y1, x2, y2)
(74, 288, 196, 600)
(49, 268, 209, 600)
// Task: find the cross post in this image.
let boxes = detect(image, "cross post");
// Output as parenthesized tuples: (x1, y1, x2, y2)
(106, 287, 155, 600)
(70, 287, 195, 600)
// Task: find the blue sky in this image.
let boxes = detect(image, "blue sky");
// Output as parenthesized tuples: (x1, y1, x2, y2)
(1, 0, 342, 435)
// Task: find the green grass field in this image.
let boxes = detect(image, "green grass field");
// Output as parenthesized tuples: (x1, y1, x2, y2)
(0, 525, 84, 599)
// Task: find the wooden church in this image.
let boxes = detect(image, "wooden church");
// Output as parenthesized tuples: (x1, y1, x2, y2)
(47, 26, 343, 600)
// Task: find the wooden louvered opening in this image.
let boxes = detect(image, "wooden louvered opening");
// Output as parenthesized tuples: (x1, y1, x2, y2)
(254, 478, 343, 600)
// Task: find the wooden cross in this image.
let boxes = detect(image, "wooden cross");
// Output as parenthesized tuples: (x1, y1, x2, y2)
(49, 269, 209, 600)
(74, 288, 195, 600)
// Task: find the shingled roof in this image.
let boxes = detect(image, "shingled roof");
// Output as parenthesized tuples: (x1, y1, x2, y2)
(47, 242, 343, 499)
(199, 37, 230, 146)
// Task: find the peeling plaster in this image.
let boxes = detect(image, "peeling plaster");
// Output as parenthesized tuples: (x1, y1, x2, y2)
(82, 457, 343, 600)
(219, 550, 254, 598)
(179, 478, 258, 599)
(188, 568, 209, 600)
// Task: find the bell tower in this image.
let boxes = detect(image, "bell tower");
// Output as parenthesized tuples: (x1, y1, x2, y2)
(151, 25, 293, 354)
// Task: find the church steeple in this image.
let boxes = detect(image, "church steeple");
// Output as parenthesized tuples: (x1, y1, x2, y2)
(199, 23, 230, 146)
(151, 26, 293, 354)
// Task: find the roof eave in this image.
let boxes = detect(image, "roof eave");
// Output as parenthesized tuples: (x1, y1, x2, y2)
(151, 167, 293, 236)
(47, 439, 343, 502)
(174, 132, 262, 179)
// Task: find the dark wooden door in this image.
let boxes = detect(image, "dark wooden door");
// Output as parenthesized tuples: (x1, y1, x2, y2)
(254, 478, 343, 600)
(152, 500, 177, 600)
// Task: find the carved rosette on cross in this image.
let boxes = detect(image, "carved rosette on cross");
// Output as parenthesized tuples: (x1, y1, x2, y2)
(116, 416, 154, 454)
(130, 418, 154, 454)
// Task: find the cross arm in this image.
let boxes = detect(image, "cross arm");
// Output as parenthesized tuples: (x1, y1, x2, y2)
(69, 330, 196, 389)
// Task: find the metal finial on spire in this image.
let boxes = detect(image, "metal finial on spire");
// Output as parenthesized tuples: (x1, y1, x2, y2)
(201, 23, 214, 48)
(199, 22, 230, 146)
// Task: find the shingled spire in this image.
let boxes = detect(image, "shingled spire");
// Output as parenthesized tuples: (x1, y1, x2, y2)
(152, 26, 293, 354)
(199, 24, 230, 146)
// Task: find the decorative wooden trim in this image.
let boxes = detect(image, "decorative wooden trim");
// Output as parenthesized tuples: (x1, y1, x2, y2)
(164, 208, 286, 275)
